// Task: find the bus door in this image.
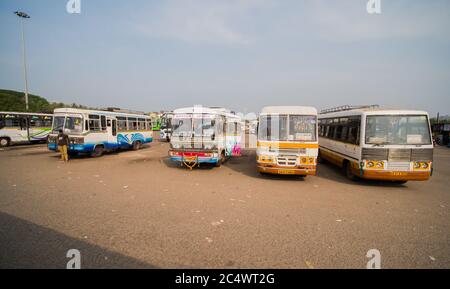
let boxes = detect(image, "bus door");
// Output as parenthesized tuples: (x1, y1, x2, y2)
(106, 117, 118, 149)
(17, 115, 30, 142)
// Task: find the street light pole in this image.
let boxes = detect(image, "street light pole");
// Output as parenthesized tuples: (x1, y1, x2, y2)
(14, 11, 30, 111)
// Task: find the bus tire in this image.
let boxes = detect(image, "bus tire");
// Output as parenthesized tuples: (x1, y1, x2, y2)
(91, 145, 104, 158)
(0, 137, 10, 147)
(344, 161, 357, 181)
(133, 141, 142, 150)
(394, 180, 408, 185)
(317, 150, 326, 164)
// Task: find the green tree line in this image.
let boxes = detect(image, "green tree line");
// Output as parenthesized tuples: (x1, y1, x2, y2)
(0, 89, 92, 113)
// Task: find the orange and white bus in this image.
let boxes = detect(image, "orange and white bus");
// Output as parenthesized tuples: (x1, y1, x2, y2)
(257, 106, 318, 176)
(318, 105, 434, 183)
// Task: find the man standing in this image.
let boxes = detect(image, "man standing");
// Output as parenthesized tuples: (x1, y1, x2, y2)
(57, 129, 69, 162)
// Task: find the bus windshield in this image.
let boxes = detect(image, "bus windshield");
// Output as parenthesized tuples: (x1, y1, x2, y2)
(259, 115, 317, 142)
(172, 114, 216, 138)
(365, 115, 431, 145)
(52, 115, 83, 134)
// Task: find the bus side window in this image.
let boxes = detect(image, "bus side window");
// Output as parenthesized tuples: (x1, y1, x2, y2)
(88, 115, 101, 131)
(128, 118, 138, 131)
(117, 117, 127, 131)
(138, 118, 146, 130)
(112, 120, 117, 136)
(101, 115, 107, 131)
(20, 117, 28, 130)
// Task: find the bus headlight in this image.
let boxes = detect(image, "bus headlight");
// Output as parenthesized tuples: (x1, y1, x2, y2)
(71, 137, 84, 144)
(414, 162, 421, 169)
(367, 161, 375, 168)
(376, 161, 384, 169)
(258, 155, 273, 163)
(422, 162, 429, 169)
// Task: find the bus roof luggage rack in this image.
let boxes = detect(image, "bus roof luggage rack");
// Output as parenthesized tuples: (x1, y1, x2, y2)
(320, 105, 380, 114)
(105, 107, 146, 115)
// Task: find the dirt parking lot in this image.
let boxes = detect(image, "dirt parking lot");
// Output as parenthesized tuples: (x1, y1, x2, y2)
(0, 136, 449, 269)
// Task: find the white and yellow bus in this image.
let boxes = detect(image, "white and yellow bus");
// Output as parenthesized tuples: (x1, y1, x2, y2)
(318, 105, 434, 183)
(257, 106, 318, 176)
(0, 111, 53, 147)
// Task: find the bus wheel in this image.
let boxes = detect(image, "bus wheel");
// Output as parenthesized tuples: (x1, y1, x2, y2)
(344, 161, 357, 181)
(317, 151, 325, 164)
(91, 145, 104, 158)
(394, 180, 408, 185)
(0, 137, 10, 147)
(133, 141, 142, 150)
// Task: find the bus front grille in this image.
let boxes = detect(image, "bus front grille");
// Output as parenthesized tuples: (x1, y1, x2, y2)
(411, 149, 433, 162)
(386, 162, 411, 171)
(362, 148, 388, 161)
(362, 148, 433, 162)
(388, 149, 411, 162)
(277, 156, 297, 167)
(270, 148, 306, 155)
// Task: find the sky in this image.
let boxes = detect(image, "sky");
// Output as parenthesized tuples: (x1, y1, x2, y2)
(0, 0, 449, 116)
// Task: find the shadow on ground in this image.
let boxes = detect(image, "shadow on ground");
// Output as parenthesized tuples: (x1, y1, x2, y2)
(0, 212, 156, 269)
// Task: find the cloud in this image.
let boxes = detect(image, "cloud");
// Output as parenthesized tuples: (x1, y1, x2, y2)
(136, 0, 272, 45)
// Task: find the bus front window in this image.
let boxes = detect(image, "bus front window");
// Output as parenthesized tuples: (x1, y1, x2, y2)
(65, 117, 83, 134)
(365, 115, 431, 145)
(289, 115, 317, 141)
(193, 115, 215, 138)
(259, 115, 315, 142)
(52, 116, 83, 134)
(258, 115, 288, 141)
(172, 117, 192, 138)
(52, 116, 65, 133)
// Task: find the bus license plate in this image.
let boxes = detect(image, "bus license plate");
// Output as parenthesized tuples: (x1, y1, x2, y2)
(391, 172, 406, 176)
(278, 169, 296, 175)
(184, 157, 196, 162)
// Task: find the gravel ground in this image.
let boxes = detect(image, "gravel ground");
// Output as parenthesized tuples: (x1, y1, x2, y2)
(0, 137, 449, 269)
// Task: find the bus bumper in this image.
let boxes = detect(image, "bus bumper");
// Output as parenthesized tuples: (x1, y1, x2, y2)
(257, 163, 317, 176)
(48, 143, 96, 153)
(360, 170, 431, 181)
(169, 150, 219, 164)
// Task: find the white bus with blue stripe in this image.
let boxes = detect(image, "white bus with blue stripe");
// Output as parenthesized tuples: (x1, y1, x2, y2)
(47, 108, 153, 157)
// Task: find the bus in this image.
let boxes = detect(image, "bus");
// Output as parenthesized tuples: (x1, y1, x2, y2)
(160, 112, 173, 141)
(150, 113, 161, 131)
(318, 105, 434, 183)
(169, 106, 243, 169)
(257, 106, 318, 176)
(47, 108, 153, 157)
(0, 111, 53, 147)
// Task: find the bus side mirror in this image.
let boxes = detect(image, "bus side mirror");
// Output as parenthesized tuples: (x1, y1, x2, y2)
(212, 133, 215, 141)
